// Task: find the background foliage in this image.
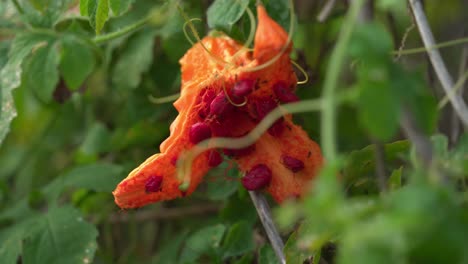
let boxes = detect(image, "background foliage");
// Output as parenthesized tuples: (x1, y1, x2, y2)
(0, 0, 467, 263)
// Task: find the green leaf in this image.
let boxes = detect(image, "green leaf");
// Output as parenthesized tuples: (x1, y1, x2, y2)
(62, 163, 123, 193)
(109, 0, 121, 15)
(80, 0, 89, 16)
(112, 28, 157, 90)
(358, 80, 399, 140)
(179, 224, 226, 263)
(87, 0, 98, 29)
(408, 92, 437, 134)
(222, 221, 254, 258)
(23, 42, 60, 103)
(376, 0, 407, 13)
(259, 244, 280, 264)
(388, 167, 402, 190)
(95, 0, 109, 34)
(338, 217, 407, 264)
(2, 33, 52, 87)
(28, 0, 49, 12)
(0, 42, 9, 68)
(264, 0, 294, 30)
(0, 33, 51, 144)
(22, 206, 98, 264)
(0, 218, 37, 264)
(87, 0, 109, 34)
(390, 66, 438, 134)
(207, 0, 249, 31)
(78, 122, 111, 155)
(22, 0, 71, 27)
(43, 163, 123, 202)
(220, 191, 257, 224)
(233, 253, 254, 264)
(343, 140, 410, 185)
(284, 231, 310, 263)
(205, 167, 239, 200)
(431, 134, 449, 159)
(450, 133, 468, 175)
(59, 36, 95, 90)
(109, 0, 132, 15)
(274, 202, 301, 230)
(349, 23, 393, 65)
(0, 230, 22, 264)
(152, 231, 188, 264)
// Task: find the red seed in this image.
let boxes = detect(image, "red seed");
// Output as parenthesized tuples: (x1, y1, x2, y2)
(241, 164, 272, 190)
(273, 82, 299, 103)
(255, 97, 278, 120)
(232, 79, 255, 97)
(281, 155, 305, 172)
(145, 175, 163, 193)
(189, 122, 212, 144)
(209, 92, 235, 119)
(208, 150, 223, 167)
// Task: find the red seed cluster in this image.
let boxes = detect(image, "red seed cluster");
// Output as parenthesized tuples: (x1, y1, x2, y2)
(190, 79, 302, 192)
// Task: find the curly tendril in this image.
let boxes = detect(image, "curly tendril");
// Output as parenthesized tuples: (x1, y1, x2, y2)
(291, 60, 309, 85)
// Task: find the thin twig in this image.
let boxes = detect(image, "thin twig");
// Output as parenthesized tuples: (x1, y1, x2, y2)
(317, 0, 337, 23)
(393, 36, 468, 56)
(394, 11, 415, 60)
(249, 191, 286, 264)
(408, 0, 468, 127)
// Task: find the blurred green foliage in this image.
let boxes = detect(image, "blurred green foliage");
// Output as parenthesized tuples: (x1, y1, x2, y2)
(0, 0, 467, 263)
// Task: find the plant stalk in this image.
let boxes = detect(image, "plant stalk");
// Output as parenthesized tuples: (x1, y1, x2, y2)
(320, 0, 363, 162)
(249, 191, 286, 264)
(409, 0, 468, 127)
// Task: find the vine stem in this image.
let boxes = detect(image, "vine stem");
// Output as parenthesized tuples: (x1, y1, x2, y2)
(93, 16, 150, 44)
(393, 36, 468, 56)
(408, 0, 468, 127)
(249, 191, 286, 264)
(320, 0, 363, 162)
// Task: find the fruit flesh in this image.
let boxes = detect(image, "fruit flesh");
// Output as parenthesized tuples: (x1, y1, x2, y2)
(113, 5, 323, 209)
